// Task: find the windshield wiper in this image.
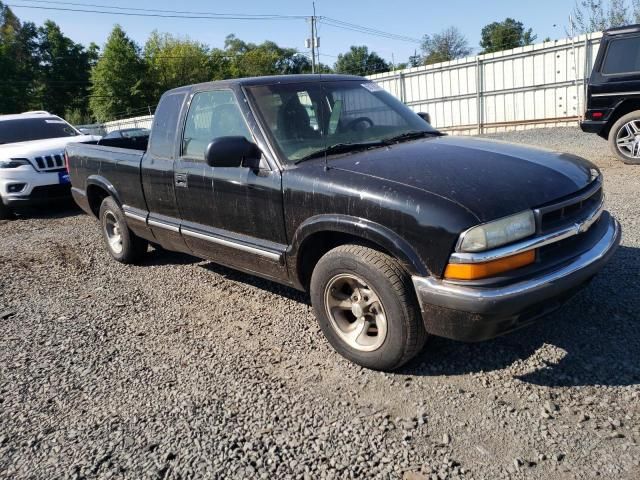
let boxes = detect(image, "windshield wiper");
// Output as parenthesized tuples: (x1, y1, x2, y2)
(294, 141, 388, 164)
(382, 130, 440, 143)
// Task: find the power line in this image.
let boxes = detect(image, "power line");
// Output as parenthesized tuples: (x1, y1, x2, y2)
(10, 1, 424, 46)
(320, 17, 422, 44)
(322, 17, 422, 43)
(13, 0, 308, 18)
(7, 2, 308, 20)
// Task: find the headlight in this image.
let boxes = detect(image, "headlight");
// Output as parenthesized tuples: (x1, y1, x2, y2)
(458, 210, 536, 252)
(0, 158, 32, 169)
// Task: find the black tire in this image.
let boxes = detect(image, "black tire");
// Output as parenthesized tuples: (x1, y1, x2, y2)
(608, 111, 640, 165)
(310, 244, 427, 371)
(0, 200, 14, 220)
(99, 196, 148, 264)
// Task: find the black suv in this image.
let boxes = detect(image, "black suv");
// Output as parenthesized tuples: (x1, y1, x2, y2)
(582, 24, 640, 164)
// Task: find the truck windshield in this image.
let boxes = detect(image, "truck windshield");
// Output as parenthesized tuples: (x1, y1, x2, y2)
(0, 117, 79, 145)
(246, 80, 438, 163)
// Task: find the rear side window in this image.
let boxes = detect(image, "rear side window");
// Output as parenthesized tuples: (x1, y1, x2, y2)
(182, 90, 251, 160)
(602, 36, 640, 74)
(149, 92, 186, 158)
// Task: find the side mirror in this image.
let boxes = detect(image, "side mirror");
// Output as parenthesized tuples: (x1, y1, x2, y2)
(205, 136, 262, 169)
(417, 112, 431, 124)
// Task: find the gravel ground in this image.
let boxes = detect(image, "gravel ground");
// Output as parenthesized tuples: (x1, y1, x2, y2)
(0, 127, 638, 480)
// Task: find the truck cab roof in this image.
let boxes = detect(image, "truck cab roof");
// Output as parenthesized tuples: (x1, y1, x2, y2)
(165, 74, 366, 95)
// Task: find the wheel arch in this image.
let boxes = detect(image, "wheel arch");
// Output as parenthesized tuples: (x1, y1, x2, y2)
(86, 175, 122, 217)
(287, 215, 429, 290)
(603, 99, 640, 139)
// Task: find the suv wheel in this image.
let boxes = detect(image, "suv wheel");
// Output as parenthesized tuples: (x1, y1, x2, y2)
(609, 111, 640, 164)
(310, 244, 427, 371)
(99, 196, 148, 264)
(0, 200, 13, 220)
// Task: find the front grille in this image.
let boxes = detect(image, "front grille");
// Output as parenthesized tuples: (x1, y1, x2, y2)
(33, 154, 65, 172)
(536, 180, 603, 234)
(29, 184, 71, 199)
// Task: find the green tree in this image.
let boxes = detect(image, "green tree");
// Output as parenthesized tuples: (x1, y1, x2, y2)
(35, 20, 93, 117)
(0, 1, 39, 114)
(334, 45, 389, 76)
(634, 0, 640, 22)
(218, 35, 311, 79)
(608, 0, 629, 26)
(89, 25, 148, 122)
(420, 27, 472, 65)
(572, 0, 639, 33)
(480, 18, 536, 54)
(144, 31, 212, 100)
(408, 50, 422, 68)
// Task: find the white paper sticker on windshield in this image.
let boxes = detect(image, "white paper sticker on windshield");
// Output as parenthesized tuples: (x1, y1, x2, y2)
(45, 120, 66, 124)
(361, 82, 383, 93)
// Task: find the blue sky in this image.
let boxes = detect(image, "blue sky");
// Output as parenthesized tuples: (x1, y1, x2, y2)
(9, 0, 579, 63)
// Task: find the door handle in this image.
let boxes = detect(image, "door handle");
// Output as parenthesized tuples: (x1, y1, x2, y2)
(175, 173, 188, 187)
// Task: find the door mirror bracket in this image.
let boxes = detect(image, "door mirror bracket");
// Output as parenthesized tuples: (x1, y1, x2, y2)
(417, 112, 431, 124)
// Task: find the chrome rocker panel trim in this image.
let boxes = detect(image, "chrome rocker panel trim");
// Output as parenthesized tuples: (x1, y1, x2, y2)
(122, 205, 282, 262)
(181, 228, 282, 262)
(122, 206, 148, 223)
(148, 218, 180, 233)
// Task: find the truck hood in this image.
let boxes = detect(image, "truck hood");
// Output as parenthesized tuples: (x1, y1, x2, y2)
(0, 135, 99, 160)
(329, 136, 597, 222)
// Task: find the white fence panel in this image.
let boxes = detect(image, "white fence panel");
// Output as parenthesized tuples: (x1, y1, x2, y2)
(102, 115, 154, 133)
(367, 32, 603, 135)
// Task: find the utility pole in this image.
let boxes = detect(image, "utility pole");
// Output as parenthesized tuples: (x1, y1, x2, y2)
(306, 2, 319, 73)
(311, 9, 316, 74)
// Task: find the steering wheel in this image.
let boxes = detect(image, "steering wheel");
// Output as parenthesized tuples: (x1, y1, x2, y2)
(345, 116, 374, 132)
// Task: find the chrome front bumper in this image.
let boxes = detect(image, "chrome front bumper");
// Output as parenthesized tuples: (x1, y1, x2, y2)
(412, 214, 621, 341)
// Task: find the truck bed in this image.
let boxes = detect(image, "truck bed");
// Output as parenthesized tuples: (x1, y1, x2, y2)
(66, 142, 147, 216)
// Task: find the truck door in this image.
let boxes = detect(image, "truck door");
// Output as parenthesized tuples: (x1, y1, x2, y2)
(141, 90, 190, 253)
(174, 88, 288, 282)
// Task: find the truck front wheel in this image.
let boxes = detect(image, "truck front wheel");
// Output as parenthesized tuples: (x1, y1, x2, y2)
(310, 244, 427, 371)
(99, 197, 148, 264)
(608, 111, 640, 165)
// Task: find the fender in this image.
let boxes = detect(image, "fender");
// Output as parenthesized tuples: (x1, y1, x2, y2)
(86, 175, 122, 206)
(287, 214, 430, 289)
(81, 175, 124, 218)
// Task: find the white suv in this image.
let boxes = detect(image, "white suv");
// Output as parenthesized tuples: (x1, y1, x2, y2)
(0, 111, 100, 218)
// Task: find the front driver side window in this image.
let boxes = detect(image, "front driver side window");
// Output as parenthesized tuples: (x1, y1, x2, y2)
(182, 90, 252, 160)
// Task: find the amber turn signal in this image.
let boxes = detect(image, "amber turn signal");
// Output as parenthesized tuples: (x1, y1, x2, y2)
(444, 250, 536, 280)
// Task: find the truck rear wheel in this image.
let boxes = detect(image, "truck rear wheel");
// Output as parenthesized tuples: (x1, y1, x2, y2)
(99, 197, 148, 264)
(310, 244, 427, 371)
(608, 111, 640, 165)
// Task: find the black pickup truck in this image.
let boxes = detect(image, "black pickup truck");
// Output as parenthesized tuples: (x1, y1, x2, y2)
(67, 74, 621, 371)
(581, 24, 640, 164)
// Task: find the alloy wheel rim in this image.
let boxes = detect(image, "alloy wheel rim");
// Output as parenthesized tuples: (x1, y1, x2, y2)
(323, 273, 387, 352)
(616, 120, 640, 158)
(104, 211, 123, 254)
